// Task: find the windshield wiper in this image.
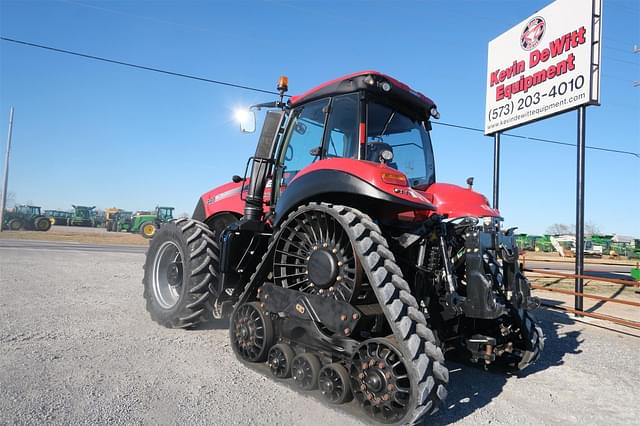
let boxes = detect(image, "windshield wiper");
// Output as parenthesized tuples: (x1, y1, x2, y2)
(375, 111, 395, 139)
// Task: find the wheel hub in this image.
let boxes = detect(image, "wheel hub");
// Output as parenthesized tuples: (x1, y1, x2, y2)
(364, 369, 386, 393)
(239, 324, 250, 340)
(166, 262, 182, 286)
(308, 248, 338, 288)
(320, 377, 334, 393)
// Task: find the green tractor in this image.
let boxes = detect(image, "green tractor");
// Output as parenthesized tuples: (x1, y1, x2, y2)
(2, 205, 51, 231)
(108, 207, 174, 238)
(131, 206, 174, 239)
(106, 210, 133, 232)
(69, 205, 96, 227)
(44, 210, 73, 226)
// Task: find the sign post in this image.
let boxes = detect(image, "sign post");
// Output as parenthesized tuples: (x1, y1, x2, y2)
(492, 132, 500, 209)
(485, 0, 602, 314)
(575, 106, 586, 312)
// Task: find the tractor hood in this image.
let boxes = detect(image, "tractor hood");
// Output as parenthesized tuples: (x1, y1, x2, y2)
(423, 183, 500, 219)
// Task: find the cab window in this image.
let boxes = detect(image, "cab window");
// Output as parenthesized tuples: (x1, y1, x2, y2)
(280, 98, 329, 184)
(324, 93, 359, 159)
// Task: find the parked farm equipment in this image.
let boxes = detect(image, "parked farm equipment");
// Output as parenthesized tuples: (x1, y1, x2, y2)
(69, 205, 96, 227)
(108, 206, 174, 238)
(3, 205, 51, 231)
(142, 72, 543, 424)
(44, 210, 73, 226)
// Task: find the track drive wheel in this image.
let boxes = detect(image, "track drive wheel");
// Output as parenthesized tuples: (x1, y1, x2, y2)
(141, 221, 158, 239)
(291, 353, 321, 390)
(35, 217, 52, 231)
(8, 219, 22, 230)
(319, 363, 352, 404)
(230, 302, 274, 362)
(143, 218, 219, 329)
(268, 343, 295, 378)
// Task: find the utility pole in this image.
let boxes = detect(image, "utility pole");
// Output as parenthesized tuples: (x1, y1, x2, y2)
(0, 107, 15, 232)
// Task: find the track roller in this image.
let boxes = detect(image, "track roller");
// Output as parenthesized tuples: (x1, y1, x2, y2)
(318, 363, 352, 404)
(351, 338, 412, 424)
(230, 302, 274, 362)
(268, 343, 295, 379)
(291, 353, 321, 390)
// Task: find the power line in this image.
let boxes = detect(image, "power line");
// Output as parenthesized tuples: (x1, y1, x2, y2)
(0, 36, 281, 96)
(433, 122, 640, 158)
(1, 36, 638, 159)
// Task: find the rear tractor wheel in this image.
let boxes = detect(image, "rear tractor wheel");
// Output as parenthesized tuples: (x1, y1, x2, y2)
(7, 219, 22, 230)
(35, 216, 51, 232)
(141, 221, 158, 239)
(142, 218, 219, 329)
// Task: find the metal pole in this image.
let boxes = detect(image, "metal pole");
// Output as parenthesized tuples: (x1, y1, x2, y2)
(0, 107, 15, 232)
(575, 106, 586, 314)
(492, 132, 501, 209)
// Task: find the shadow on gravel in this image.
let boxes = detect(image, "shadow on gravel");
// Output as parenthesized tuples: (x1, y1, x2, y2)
(429, 309, 582, 425)
(195, 317, 230, 330)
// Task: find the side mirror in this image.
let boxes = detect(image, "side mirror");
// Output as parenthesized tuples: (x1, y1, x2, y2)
(235, 109, 256, 133)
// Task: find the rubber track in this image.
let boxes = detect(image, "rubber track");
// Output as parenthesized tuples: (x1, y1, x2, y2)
(143, 218, 219, 329)
(234, 203, 448, 424)
(517, 311, 544, 369)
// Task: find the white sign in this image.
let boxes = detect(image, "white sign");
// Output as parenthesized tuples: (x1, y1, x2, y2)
(484, 0, 601, 134)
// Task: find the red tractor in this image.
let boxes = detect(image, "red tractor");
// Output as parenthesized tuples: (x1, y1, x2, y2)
(142, 71, 543, 425)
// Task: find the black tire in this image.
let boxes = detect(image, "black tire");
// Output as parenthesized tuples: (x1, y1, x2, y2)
(140, 221, 158, 239)
(34, 216, 51, 232)
(268, 343, 295, 379)
(276, 203, 448, 423)
(319, 363, 352, 404)
(7, 218, 22, 230)
(291, 352, 321, 390)
(142, 218, 219, 329)
(508, 311, 545, 370)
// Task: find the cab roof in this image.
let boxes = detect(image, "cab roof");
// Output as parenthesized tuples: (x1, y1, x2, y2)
(288, 71, 436, 119)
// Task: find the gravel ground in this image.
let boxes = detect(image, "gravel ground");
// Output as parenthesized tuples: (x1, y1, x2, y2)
(1, 245, 638, 425)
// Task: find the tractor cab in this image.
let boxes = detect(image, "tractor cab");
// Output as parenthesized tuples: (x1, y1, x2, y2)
(156, 206, 174, 222)
(17, 205, 42, 216)
(276, 72, 437, 191)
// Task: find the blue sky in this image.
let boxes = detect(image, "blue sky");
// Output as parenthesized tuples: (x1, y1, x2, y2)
(0, 0, 638, 236)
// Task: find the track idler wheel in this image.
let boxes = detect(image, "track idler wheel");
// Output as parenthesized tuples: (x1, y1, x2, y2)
(351, 338, 412, 424)
(268, 343, 295, 379)
(230, 302, 274, 362)
(318, 363, 352, 404)
(291, 353, 321, 390)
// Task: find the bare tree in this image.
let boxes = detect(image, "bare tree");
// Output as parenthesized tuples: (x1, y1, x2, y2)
(5, 191, 15, 208)
(546, 223, 573, 235)
(584, 222, 600, 236)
